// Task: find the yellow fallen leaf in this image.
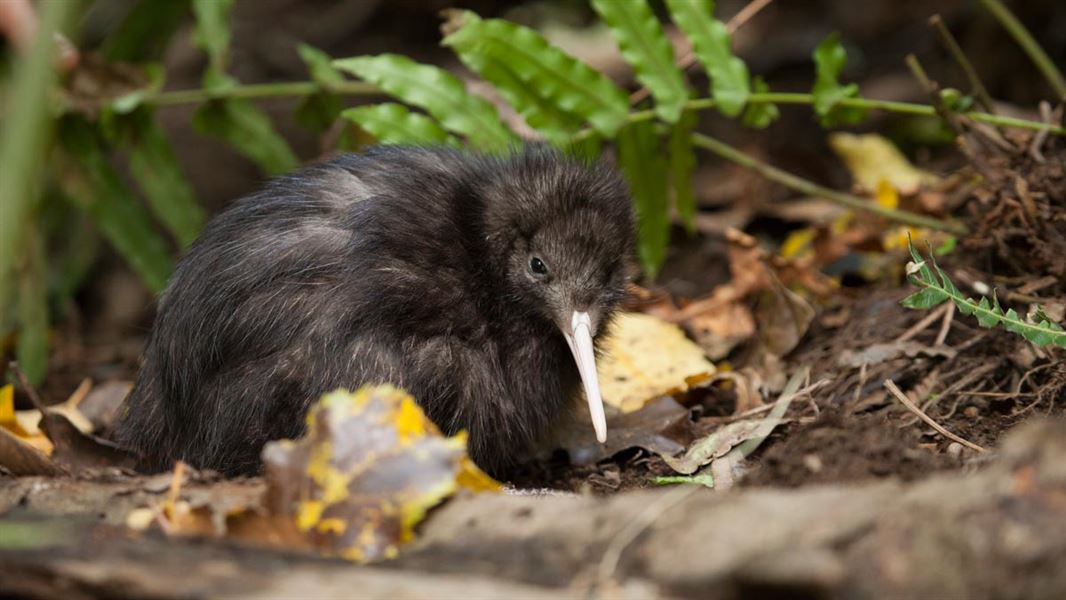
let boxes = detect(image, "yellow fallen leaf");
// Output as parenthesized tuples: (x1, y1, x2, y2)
(828, 132, 939, 194)
(263, 385, 501, 563)
(597, 313, 716, 413)
(0, 384, 53, 455)
(875, 178, 899, 209)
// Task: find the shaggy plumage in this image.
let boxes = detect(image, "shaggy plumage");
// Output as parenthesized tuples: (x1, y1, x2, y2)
(115, 146, 634, 477)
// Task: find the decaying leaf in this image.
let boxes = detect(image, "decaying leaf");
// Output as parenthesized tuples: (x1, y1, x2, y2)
(558, 396, 694, 466)
(838, 341, 957, 368)
(262, 386, 501, 563)
(828, 132, 939, 195)
(664, 368, 817, 480)
(597, 313, 716, 413)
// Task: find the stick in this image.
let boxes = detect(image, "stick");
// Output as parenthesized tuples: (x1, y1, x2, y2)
(929, 15, 996, 112)
(691, 133, 970, 234)
(884, 379, 987, 453)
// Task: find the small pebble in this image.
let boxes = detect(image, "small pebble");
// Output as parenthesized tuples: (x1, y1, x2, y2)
(964, 406, 980, 418)
(947, 442, 963, 457)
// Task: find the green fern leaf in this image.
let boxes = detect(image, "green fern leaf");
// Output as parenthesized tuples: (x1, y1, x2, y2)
(591, 0, 688, 123)
(668, 109, 698, 233)
(741, 76, 779, 129)
(333, 54, 516, 150)
(619, 120, 670, 278)
(664, 0, 750, 117)
(442, 12, 630, 137)
(341, 104, 457, 146)
(811, 33, 866, 127)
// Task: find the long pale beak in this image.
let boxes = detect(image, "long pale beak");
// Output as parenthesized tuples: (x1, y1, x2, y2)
(562, 311, 607, 443)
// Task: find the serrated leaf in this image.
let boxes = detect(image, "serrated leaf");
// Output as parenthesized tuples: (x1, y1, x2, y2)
(341, 104, 457, 146)
(665, 0, 750, 117)
(741, 76, 779, 129)
(193, 98, 299, 175)
(901, 287, 949, 309)
(117, 109, 205, 248)
(591, 0, 688, 123)
(618, 120, 670, 278)
(903, 239, 1066, 349)
(334, 53, 516, 150)
(668, 109, 698, 233)
(58, 118, 173, 293)
(811, 33, 866, 127)
(442, 11, 630, 137)
(191, 0, 232, 72)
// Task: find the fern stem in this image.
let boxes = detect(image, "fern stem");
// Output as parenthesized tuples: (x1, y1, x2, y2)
(690, 133, 970, 235)
(978, 0, 1066, 100)
(147, 80, 379, 106)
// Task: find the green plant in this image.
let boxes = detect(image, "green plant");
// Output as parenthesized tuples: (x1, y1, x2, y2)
(2, 0, 1064, 384)
(903, 240, 1066, 349)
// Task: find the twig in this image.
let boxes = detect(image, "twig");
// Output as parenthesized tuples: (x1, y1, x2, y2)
(884, 379, 987, 453)
(9, 360, 46, 412)
(934, 303, 955, 346)
(896, 304, 949, 342)
(690, 133, 970, 234)
(147, 80, 378, 107)
(595, 485, 700, 588)
(929, 15, 995, 112)
(979, 0, 1066, 100)
(630, 0, 774, 104)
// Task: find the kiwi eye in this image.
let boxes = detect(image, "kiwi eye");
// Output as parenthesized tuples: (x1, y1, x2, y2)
(529, 256, 548, 276)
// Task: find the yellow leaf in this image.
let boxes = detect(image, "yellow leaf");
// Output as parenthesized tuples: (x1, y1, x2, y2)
(875, 178, 899, 209)
(0, 385, 13, 426)
(263, 385, 501, 563)
(828, 132, 938, 194)
(780, 228, 816, 259)
(597, 313, 715, 413)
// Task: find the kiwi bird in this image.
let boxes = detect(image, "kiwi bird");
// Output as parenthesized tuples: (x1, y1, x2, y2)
(115, 146, 634, 477)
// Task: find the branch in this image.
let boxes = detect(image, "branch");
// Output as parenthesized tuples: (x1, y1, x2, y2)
(979, 0, 1066, 101)
(690, 132, 970, 235)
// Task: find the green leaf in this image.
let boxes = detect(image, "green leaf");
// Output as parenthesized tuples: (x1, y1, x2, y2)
(903, 239, 1066, 349)
(591, 0, 688, 123)
(811, 33, 866, 127)
(618, 120, 670, 278)
(341, 104, 457, 146)
(15, 226, 48, 385)
(192, 0, 233, 71)
(665, 0, 750, 117)
(447, 41, 582, 146)
(116, 109, 205, 248)
(668, 109, 698, 234)
(741, 76, 779, 129)
(334, 54, 516, 151)
(298, 44, 345, 85)
(901, 287, 949, 309)
(193, 98, 299, 175)
(442, 12, 630, 137)
(58, 118, 173, 293)
(294, 46, 345, 134)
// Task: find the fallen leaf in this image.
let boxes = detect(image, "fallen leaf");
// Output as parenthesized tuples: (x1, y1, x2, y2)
(78, 380, 132, 433)
(262, 385, 500, 563)
(838, 341, 957, 368)
(828, 132, 939, 194)
(558, 396, 694, 466)
(0, 384, 53, 455)
(597, 313, 716, 413)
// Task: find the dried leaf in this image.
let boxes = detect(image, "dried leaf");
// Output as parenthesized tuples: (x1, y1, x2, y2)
(558, 396, 694, 466)
(597, 313, 716, 413)
(828, 133, 939, 195)
(262, 386, 500, 563)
